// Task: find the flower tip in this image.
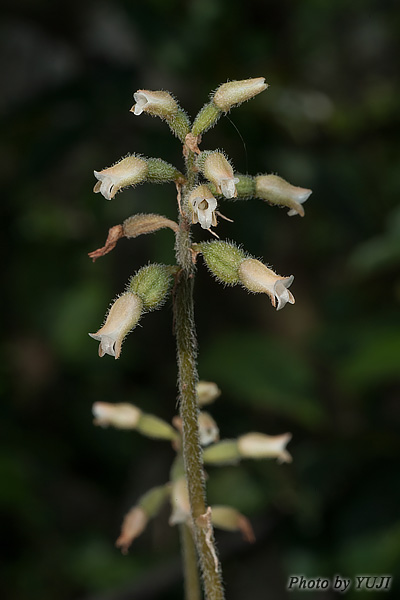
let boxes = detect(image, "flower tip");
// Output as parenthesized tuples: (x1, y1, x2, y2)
(274, 276, 295, 311)
(299, 188, 312, 202)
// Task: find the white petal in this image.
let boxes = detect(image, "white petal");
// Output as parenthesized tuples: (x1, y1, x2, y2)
(274, 276, 294, 310)
(100, 178, 114, 200)
(220, 178, 238, 199)
(133, 92, 148, 116)
(198, 209, 213, 229)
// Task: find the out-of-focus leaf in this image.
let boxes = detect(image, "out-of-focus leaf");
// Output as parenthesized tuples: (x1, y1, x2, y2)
(200, 332, 324, 428)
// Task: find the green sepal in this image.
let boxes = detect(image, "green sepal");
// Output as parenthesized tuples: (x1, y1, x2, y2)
(167, 109, 191, 142)
(139, 484, 171, 517)
(200, 240, 247, 286)
(203, 440, 241, 465)
(147, 158, 184, 183)
(236, 174, 256, 198)
(136, 413, 178, 441)
(129, 264, 172, 311)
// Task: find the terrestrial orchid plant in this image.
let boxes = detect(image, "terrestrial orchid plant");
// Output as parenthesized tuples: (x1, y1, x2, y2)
(88, 77, 311, 600)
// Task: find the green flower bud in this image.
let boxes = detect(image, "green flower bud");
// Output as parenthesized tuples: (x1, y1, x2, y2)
(129, 264, 172, 311)
(200, 240, 247, 285)
(202, 439, 241, 465)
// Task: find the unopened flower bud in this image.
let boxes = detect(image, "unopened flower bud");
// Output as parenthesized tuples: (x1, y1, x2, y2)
(129, 264, 172, 311)
(211, 506, 255, 543)
(203, 439, 241, 465)
(213, 77, 268, 112)
(188, 185, 217, 230)
(136, 413, 178, 441)
(123, 213, 178, 238)
(93, 155, 148, 200)
(92, 402, 142, 429)
(237, 432, 292, 464)
(198, 412, 219, 446)
(196, 381, 221, 406)
(131, 90, 178, 118)
(255, 175, 312, 217)
(197, 152, 239, 199)
(169, 477, 191, 526)
(239, 258, 295, 310)
(200, 240, 246, 285)
(89, 292, 143, 359)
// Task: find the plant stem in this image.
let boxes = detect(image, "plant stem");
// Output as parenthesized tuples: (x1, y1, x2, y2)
(180, 523, 202, 600)
(173, 150, 225, 600)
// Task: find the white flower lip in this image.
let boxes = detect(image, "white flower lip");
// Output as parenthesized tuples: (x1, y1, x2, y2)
(93, 170, 115, 200)
(287, 189, 312, 216)
(189, 185, 218, 231)
(220, 177, 239, 199)
(274, 275, 295, 310)
(133, 91, 148, 116)
(191, 196, 217, 229)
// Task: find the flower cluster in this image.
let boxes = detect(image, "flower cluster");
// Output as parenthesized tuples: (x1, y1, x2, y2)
(89, 78, 312, 359)
(92, 382, 291, 554)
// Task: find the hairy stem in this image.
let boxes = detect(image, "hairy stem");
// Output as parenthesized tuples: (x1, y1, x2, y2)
(173, 151, 225, 600)
(180, 523, 202, 600)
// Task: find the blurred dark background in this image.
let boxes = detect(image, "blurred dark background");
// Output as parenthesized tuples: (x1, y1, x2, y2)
(2, 0, 400, 599)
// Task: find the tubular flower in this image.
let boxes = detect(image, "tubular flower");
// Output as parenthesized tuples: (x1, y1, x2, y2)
(255, 174, 312, 217)
(188, 185, 217, 230)
(239, 258, 295, 310)
(93, 155, 148, 200)
(238, 432, 292, 464)
(200, 152, 239, 199)
(89, 293, 143, 359)
(92, 402, 142, 429)
(131, 90, 178, 118)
